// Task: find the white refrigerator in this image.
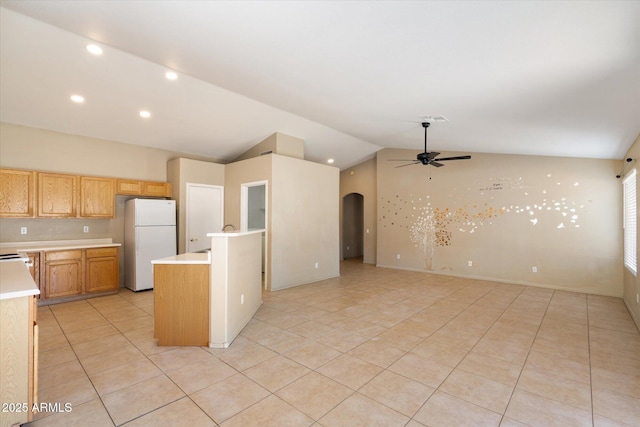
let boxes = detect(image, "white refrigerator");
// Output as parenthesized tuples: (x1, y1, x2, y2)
(124, 198, 177, 291)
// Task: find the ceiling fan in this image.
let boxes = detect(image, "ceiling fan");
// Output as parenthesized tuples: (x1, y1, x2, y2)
(389, 122, 471, 168)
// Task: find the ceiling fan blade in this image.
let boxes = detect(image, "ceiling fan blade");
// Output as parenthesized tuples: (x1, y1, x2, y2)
(435, 155, 472, 161)
(426, 151, 440, 159)
(430, 161, 444, 167)
(388, 159, 418, 161)
(395, 161, 420, 168)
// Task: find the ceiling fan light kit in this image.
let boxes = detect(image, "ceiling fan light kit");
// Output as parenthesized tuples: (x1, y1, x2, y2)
(389, 122, 471, 168)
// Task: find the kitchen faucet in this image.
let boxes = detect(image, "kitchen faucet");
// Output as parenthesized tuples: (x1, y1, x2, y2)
(222, 224, 236, 232)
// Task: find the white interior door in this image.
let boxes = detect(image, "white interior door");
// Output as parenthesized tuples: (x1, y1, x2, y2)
(186, 183, 223, 253)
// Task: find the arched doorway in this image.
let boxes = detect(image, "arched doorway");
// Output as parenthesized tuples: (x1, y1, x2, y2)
(342, 193, 364, 260)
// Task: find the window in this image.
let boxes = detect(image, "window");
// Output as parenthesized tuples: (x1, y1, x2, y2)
(623, 169, 637, 274)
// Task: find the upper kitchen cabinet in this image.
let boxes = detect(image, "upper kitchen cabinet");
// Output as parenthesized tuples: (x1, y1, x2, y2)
(37, 172, 77, 218)
(80, 176, 115, 218)
(0, 168, 35, 217)
(116, 179, 172, 197)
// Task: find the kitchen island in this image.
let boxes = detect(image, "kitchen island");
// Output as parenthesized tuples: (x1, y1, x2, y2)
(151, 230, 263, 348)
(0, 259, 40, 426)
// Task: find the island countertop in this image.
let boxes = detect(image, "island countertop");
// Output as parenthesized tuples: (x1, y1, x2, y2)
(0, 238, 121, 253)
(0, 259, 40, 300)
(151, 252, 211, 265)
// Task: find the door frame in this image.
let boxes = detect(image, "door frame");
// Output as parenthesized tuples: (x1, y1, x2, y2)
(185, 183, 224, 253)
(241, 180, 269, 289)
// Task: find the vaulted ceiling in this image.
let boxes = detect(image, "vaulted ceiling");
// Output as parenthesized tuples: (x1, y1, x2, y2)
(1, 1, 638, 169)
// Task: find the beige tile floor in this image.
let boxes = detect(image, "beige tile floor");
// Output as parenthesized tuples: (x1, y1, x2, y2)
(26, 259, 640, 426)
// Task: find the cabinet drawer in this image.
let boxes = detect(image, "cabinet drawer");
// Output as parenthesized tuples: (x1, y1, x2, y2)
(45, 250, 82, 262)
(86, 247, 118, 258)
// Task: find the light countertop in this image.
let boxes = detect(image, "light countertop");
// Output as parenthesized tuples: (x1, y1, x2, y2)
(0, 260, 40, 300)
(151, 252, 211, 265)
(0, 238, 121, 253)
(207, 229, 264, 237)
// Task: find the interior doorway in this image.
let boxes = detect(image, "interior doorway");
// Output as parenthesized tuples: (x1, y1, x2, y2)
(241, 180, 268, 289)
(185, 183, 223, 253)
(343, 193, 364, 260)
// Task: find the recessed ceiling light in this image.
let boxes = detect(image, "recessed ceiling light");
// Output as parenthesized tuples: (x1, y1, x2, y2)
(70, 95, 85, 103)
(139, 110, 151, 118)
(327, 158, 335, 164)
(165, 71, 178, 80)
(86, 44, 103, 55)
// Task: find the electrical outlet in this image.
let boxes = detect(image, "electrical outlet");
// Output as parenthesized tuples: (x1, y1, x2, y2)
(241, 294, 244, 305)
(532, 266, 537, 273)
(637, 293, 639, 304)
(20, 227, 27, 235)
(468, 260, 472, 267)
(346, 246, 350, 251)
(315, 262, 319, 269)
(396, 254, 401, 260)
(83, 226, 89, 233)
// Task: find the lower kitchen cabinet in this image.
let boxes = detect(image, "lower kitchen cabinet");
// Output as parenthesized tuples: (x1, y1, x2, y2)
(43, 250, 83, 299)
(85, 247, 119, 293)
(41, 247, 119, 301)
(0, 294, 38, 426)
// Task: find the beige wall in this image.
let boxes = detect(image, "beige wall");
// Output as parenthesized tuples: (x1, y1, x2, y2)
(167, 158, 225, 254)
(271, 155, 340, 290)
(340, 157, 377, 264)
(0, 122, 185, 180)
(376, 149, 622, 297)
(233, 132, 304, 162)
(623, 134, 640, 329)
(209, 232, 262, 347)
(224, 154, 339, 291)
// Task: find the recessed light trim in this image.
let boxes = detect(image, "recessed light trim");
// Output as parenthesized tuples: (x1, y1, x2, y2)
(327, 158, 335, 164)
(86, 44, 103, 55)
(70, 95, 85, 103)
(139, 110, 151, 118)
(165, 71, 178, 81)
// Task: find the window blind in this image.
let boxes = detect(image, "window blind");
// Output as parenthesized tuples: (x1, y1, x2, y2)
(623, 169, 637, 275)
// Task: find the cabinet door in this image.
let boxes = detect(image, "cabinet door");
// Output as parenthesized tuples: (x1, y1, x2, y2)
(142, 181, 172, 197)
(37, 172, 77, 217)
(85, 247, 119, 293)
(116, 179, 143, 195)
(43, 250, 83, 299)
(80, 176, 115, 218)
(0, 168, 35, 217)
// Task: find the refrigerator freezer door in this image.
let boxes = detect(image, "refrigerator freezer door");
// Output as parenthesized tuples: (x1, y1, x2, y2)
(134, 199, 176, 226)
(133, 225, 177, 291)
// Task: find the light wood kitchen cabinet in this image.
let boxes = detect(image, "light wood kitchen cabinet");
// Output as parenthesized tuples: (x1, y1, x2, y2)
(85, 247, 119, 293)
(116, 179, 172, 197)
(142, 181, 172, 197)
(0, 294, 38, 426)
(0, 168, 35, 217)
(80, 176, 115, 218)
(154, 263, 209, 346)
(43, 250, 83, 299)
(37, 172, 77, 217)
